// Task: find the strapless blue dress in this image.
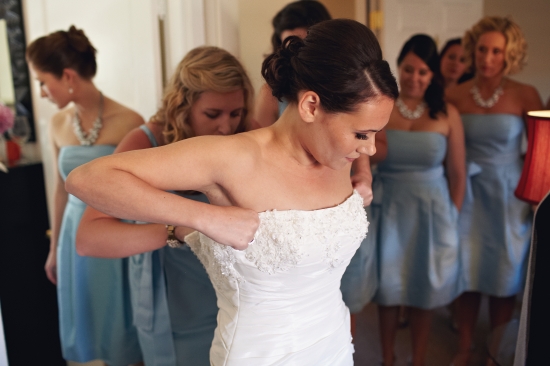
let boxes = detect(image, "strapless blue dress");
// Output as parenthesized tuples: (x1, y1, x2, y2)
(341, 205, 377, 313)
(372, 130, 460, 309)
(459, 114, 532, 297)
(57, 145, 141, 365)
(129, 125, 218, 366)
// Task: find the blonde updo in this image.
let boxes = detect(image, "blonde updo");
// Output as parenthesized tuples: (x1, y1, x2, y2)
(462, 16, 527, 76)
(150, 46, 254, 144)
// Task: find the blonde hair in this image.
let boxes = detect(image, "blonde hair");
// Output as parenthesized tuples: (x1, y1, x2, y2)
(463, 16, 527, 76)
(150, 46, 254, 144)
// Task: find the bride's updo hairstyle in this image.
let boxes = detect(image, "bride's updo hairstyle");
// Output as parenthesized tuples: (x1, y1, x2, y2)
(262, 19, 398, 113)
(26, 25, 97, 79)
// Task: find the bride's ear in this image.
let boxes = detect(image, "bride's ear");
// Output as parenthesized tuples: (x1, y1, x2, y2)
(297, 91, 322, 123)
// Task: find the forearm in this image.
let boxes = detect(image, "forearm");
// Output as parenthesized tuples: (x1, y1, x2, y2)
(50, 185, 68, 251)
(66, 161, 211, 232)
(447, 175, 465, 211)
(76, 211, 167, 258)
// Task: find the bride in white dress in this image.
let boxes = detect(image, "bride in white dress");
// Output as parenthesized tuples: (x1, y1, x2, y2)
(67, 19, 398, 366)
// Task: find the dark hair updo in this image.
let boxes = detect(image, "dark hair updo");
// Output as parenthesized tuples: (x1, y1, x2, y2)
(397, 34, 446, 119)
(26, 25, 97, 79)
(271, 0, 331, 53)
(262, 19, 398, 114)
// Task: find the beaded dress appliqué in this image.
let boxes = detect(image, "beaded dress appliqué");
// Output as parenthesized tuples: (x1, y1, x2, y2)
(186, 190, 368, 366)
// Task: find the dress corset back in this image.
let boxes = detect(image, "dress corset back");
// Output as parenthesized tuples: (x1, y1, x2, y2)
(186, 191, 367, 366)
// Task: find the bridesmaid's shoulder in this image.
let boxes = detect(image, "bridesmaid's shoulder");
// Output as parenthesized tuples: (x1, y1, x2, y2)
(505, 78, 543, 111)
(103, 96, 145, 128)
(50, 107, 74, 135)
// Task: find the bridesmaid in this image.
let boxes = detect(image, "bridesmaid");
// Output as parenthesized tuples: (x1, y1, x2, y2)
(26, 26, 143, 365)
(254, 0, 331, 127)
(439, 38, 470, 90)
(446, 16, 543, 365)
(76, 46, 254, 366)
(372, 34, 466, 366)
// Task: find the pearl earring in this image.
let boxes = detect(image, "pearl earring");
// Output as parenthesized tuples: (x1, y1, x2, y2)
(69, 88, 73, 94)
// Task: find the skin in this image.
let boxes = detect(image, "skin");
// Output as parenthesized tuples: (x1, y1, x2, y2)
(29, 63, 144, 284)
(66, 92, 394, 252)
(253, 25, 384, 206)
(440, 44, 467, 89)
(446, 31, 543, 366)
(77, 90, 246, 258)
(378, 51, 466, 366)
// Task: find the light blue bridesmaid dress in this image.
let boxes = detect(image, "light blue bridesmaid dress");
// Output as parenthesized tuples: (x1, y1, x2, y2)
(372, 130, 460, 309)
(341, 205, 377, 313)
(57, 145, 141, 365)
(459, 114, 532, 297)
(129, 125, 217, 366)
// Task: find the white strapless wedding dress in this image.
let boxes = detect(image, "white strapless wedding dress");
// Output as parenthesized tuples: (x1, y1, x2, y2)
(185, 191, 368, 366)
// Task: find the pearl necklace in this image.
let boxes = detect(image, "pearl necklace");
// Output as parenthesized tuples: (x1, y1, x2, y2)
(396, 98, 426, 120)
(73, 92, 104, 146)
(470, 84, 503, 108)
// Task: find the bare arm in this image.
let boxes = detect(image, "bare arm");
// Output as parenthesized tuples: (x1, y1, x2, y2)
(521, 85, 544, 120)
(77, 127, 170, 257)
(67, 135, 259, 250)
(351, 155, 373, 206)
(444, 104, 467, 210)
(45, 120, 67, 285)
(253, 84, 280, 128)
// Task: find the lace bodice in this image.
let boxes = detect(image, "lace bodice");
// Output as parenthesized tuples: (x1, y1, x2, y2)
(185, 190, 367, 366)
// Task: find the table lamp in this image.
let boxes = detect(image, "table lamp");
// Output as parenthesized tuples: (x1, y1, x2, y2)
(515, 110, 550, 205)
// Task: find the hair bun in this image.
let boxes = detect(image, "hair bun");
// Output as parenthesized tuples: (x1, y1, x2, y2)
(66, 25, 93, 53)
(262, 36, 304, 101)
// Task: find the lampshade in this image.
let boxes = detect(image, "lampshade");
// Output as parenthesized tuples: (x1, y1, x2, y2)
(515, 110, 550, 205)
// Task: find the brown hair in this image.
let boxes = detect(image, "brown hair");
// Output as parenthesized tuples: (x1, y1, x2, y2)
(26, 25, 97, 79)
(271, 0, 331, 53)
(463, 16, 527, 75)
(150, 46, 254, 144)
(262, 19, 398, 114)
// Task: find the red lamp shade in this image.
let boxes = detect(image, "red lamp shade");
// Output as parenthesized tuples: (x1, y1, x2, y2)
(515, 110, 550, 205)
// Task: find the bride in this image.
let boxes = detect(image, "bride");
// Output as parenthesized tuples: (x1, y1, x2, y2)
(67, 19, 397, 365)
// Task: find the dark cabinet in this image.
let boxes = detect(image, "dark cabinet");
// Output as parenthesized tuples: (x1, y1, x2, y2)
(0, 163, 65, 366)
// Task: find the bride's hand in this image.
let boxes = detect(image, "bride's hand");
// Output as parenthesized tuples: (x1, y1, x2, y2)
(351, 172, 373, 207)
(200, 205, 260, 250)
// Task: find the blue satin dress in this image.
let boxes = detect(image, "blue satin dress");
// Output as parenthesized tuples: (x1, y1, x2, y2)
(372, 130, 460, 309)
(57, 145, 141, 365)
(129, 125, 218, 366)
(341, 205, 378, 313)
(459, 114, 532, 297)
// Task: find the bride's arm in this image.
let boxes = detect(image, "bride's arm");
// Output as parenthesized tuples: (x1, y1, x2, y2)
(66, 135, 259, 250)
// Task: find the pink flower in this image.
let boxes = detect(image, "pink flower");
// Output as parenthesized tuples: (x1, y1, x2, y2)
(0, 104, 14, 134)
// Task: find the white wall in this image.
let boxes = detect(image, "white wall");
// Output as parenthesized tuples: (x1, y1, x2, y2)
(0, 20, 15, 105)
(484, 0, 550, 104)
(238, 0, 292, 94)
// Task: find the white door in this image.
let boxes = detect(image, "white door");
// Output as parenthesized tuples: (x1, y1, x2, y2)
(382, 0, 482, 75)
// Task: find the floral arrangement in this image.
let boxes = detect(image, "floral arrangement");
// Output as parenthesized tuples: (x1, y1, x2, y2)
(0, 103, 14, 134)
